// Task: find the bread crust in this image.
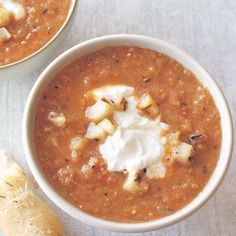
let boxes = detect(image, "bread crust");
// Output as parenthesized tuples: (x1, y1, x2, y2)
(0, 150, 64, 236)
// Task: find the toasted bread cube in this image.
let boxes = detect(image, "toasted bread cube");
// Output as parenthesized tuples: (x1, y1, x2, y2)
(81, 157, 98, 174)
(0, 8, 13, 28)
(114, 97, 128, 111)
(102, 96, 128, 111)
(85, 100, 113, 123)
(146, 162, 166, 179)
(48, 111, 66, 127)
(172, 142, 194, 164)
(123, 172, 139, 193)
(85, 122, 107, 142)
(87, 85, 134, 111)
(137, 93, 156, 109)
(137, 93, 159, 117)
(0, 27, 11, 41)
(98, 118, 116, 135)
(70, 136, 87, 151)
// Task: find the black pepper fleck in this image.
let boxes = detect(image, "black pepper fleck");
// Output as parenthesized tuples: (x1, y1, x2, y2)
(189, 134, 203, 143)
(202, 165, 208, 174)
(166, 208, 175, 213)
(188, 156, 195, 162)
(42, 8, 48, 15)
(5, 181, 13, 187)
(142, 77, 152, 83)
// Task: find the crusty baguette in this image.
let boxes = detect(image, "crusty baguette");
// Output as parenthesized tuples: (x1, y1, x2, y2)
(0, 150, 64, 236)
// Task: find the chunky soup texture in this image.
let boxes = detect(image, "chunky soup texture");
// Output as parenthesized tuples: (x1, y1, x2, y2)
(35, 46, 221, 223)
(0, 0, 70, 65)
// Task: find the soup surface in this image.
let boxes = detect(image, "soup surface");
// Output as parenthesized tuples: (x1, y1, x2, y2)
(0, 0, 70, 66)
(35, 46, 221, 223)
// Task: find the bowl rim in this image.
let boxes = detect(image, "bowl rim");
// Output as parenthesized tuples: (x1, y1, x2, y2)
(0, 0, 78, 69)
(22, 34, 233, 233)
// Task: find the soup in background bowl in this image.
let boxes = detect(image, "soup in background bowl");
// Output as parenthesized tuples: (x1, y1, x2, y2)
(23, 35, 233, 233)
(0, 0, 77, 79)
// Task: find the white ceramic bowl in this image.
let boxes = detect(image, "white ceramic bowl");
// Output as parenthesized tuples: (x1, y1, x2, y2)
(0, 0, 78, 80)
(23, 34, 233, 233)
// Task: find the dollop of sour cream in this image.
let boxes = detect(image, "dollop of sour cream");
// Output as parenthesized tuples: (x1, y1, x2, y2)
(100, 97, 168, 172)
(98, 86, 169, 190)
(0, 0, 25, 20)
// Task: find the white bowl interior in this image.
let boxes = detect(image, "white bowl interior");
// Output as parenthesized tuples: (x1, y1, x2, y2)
(23, 35, 233, 233)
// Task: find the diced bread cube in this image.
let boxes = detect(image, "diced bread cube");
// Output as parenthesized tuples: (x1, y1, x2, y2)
(0, 8, 13, 28)
(0, 27, 11, 41)
(70, 136, 87, 152)
(172, 142, 194, 164)
(85, 100, 113, 123)
(81, 157, 97, 174)
(102, 96, 128, 111)
(136, 93, 156, 109)
(146, 162, 166, 179)
(137, 93, 159, 117)
(137, 93, 154, 110)
(166, 131, 194, 164)
(48, 111, 66, 127)
(115, 97, 128, 111)
(87, 85, 134, 112)
(98, 118, 116, 135)
(123, 172, 139, 193)
(85, 122, 107, 142)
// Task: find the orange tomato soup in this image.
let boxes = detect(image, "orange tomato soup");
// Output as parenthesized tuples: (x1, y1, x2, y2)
(0, 0, 70, 66)
(35, 46, 221, 223)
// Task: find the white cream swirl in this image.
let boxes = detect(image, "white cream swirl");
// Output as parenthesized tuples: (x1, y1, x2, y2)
(99, 96, 169, 188)
(100, 127, 165, 173)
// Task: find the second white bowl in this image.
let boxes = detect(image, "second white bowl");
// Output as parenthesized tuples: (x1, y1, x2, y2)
(0, 0, 78, 80)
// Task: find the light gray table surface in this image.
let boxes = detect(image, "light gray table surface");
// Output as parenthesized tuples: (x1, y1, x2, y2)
(0, 0, 236, 235)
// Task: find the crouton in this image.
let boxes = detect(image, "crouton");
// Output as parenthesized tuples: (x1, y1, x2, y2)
(98, 118, 116, 135)
(0, 8, 13, 27)
(48, 111, 66, 127)
(137, 93, 159, 117)
(85, 100, 113, 123)
(85, 122, 107, 142)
